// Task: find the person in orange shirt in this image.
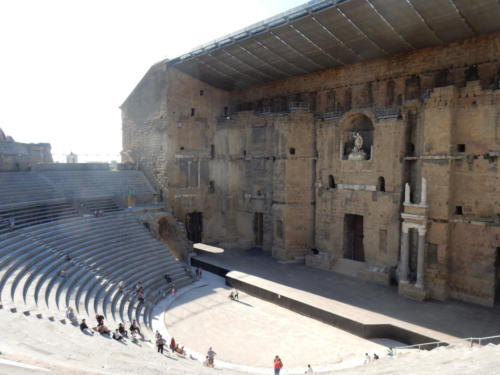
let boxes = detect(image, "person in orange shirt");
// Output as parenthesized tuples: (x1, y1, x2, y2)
(274, 355, 283, 375)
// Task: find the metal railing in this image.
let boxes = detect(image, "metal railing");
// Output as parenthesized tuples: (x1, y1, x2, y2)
(323, 111, 345, 120)
(392, 334, 500, 355)
(289, 102, 310, 111)
(374, 107, 401, 119)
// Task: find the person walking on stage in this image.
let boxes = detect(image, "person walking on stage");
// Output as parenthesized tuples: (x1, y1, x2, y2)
(274, 355, 283, 375)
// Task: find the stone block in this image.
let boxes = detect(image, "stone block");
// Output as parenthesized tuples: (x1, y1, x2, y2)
(399, 282, 428, 301)
(305, 253, 337, 271)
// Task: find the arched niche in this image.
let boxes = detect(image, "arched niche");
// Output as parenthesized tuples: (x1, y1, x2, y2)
(340, 111, 376, 161)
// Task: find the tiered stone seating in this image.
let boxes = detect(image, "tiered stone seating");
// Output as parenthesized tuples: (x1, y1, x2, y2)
(0, 172, 63, 205)
(42, 170, 154, 198)
(79, 197, 121, 213)
(0, 170, 154, 206)
(0, 200, 79, 234)
(0, 211, 193, 329)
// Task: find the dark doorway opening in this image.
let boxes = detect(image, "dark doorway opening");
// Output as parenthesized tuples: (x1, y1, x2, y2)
(186, 212, 203, 243)
(344, 214, 365, 262)
(254, 213, 264, 247)
(495, 248, 500, 304)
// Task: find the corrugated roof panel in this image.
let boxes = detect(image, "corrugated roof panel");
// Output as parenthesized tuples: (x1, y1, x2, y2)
(253, 33, 316, 73)
(371, 0, 442, 49)
(238, 39, 301, 77)
(454, 0, 500, 35)
(209, 50, 269, 84)
(338, 0, 411, 55)
(176, 59, 235, 90)
(410, 0, 474, 43)
(223, 44, 288, 81)
(212, 48, 278, 82)
(292, 17, 359, 64)
(314, 6, 384, 60)
(272, 26, 335, 69)
(168, 0, 500, 90)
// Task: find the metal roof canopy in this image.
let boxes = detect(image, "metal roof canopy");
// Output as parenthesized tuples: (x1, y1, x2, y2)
(169, 0, 500, 91)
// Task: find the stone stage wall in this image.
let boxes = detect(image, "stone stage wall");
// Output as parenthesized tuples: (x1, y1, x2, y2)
(123, 32, 500, 307)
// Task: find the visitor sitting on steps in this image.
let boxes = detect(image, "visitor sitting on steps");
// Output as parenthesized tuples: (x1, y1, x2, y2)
(66, 306, 78, 325)
(118, 323, 128, 338)
(175, 344, 186, 356)
(97, 324, 111, 336)
(113, 329, 124, 342)
(79, 319, 93, 335)
(95, 314, 105, 327)
(130, 319, 142, 338)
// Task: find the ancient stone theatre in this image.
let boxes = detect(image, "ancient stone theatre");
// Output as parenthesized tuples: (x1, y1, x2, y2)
(121, 0, 500, 307)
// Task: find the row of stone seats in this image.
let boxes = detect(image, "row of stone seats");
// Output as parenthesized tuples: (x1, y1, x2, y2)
(0, 172, 63, 204)
(41, 170, 154, 199)
(79, 197, 121, 213)
(0, 211, 193, 330)
(0, 200, 79, 234)
(0, 170, 154, 206)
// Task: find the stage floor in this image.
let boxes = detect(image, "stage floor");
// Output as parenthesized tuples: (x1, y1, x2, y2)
(192, 248, 500, 343)
(165, 272, 398, 369)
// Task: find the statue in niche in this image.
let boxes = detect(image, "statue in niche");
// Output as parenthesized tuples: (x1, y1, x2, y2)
(348, 132, 368, 160)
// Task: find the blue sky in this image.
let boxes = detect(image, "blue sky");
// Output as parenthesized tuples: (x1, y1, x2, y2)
(0, 0, 305, 161)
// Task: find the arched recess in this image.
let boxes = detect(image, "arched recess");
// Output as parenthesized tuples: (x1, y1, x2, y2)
(339, 110, 376, 161)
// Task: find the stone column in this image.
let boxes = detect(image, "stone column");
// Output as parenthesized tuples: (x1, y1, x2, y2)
(404, 183, 411, 204)
(415, 227, 426, 288)
(399, 224, 410, 283)
(421, 178, 427, 206)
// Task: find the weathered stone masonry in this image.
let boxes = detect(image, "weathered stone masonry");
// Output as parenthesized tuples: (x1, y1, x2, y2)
(122, 32, 500, 307)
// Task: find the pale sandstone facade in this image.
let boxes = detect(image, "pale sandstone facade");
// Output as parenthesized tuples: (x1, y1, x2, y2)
(122, 32, 500, 307)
